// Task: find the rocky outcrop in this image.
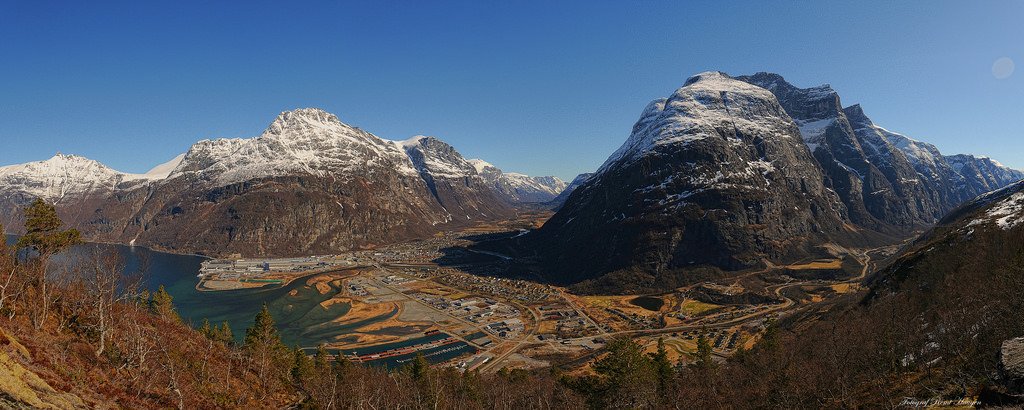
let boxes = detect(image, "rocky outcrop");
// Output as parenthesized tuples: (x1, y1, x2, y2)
(739, 73, 1023, 231)
(1002, 337, 1024, 391)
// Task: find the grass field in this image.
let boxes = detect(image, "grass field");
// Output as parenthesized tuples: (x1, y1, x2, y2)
(679, 300, 720, 316)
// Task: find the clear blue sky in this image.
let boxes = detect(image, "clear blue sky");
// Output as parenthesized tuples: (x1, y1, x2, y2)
(2, 1, 1022, 180)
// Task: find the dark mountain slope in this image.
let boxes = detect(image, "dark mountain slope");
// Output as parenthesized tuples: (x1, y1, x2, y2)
(526, 72, 860, 293)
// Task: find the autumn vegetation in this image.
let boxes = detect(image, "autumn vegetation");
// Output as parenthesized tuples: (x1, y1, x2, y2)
(2, 198, 1022, 408)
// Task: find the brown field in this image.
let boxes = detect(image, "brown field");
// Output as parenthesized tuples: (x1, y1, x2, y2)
(580, 295, 667, 317)
(785, 259, 843, 270)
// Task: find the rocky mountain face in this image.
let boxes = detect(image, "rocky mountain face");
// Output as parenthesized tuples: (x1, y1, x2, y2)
(738, 73, 933, 231)
(548, 173, 594, 209)
(739, 73, 1024, 230)
(527, 72, 857, 292)
(467, 159, 567, 204)
(399, 135, 512, 220)
(526, 71, 1022, 293)
(0, 108, 520, 256)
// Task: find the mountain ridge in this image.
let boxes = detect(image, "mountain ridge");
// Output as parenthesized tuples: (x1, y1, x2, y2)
(0, 108, 566, 255)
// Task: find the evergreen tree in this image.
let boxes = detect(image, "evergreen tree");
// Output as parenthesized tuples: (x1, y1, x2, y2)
(198, 318, 213, 339)
(291, 346, 313, 382)
(244, 304, 288, 396)
(650, 337, 675, 395)
(590, 337, 658, 408)
(16, 198, 81, 256)
(690, 332, 717, 373)
(16, 199, 81, 328)
(313, 344, 331, 370)
(150, 285, 179, 321)
(409, 351, 430, 381)
(215, 321, 234, 345)
(245, 304, 282, 348)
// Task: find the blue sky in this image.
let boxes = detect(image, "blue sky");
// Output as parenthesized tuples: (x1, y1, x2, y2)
(1, 1, 1022, 180)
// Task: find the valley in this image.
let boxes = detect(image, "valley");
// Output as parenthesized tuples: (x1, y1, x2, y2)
(131, 210, 905, 374)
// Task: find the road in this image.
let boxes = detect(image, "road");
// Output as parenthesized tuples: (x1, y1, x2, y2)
(549, 247, 881, 361)
(371, 261, 543, 373)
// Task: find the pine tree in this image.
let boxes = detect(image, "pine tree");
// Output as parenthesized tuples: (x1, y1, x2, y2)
(16, 198, 81, 256)
(650, 337, 675, 395)
(244, 304, 288, 396)
(291, 346, 313, 382)
(690, 332, 717, 373)
(313, 344, 331, 370)
(215, 321, 234, 345)
(16, 198, 81, 328)
(409, 351, 430, 381)
(199, 318, 213, 339)
(150, 285, 179, 321)
(591, 337, 658, 408)
(245, 304, 282, 348)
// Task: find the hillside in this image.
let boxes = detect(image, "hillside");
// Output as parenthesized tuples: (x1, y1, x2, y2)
(667, 180, 1024, 407)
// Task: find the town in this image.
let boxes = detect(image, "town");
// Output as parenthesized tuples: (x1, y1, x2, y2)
(189, 215, 885, 374)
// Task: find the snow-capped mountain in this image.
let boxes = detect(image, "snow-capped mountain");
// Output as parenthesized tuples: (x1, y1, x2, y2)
(398, 135, 510, 218)
(0, 108, 534, 255)
(527, 71, 852, 292)
(170, 108, 420, 186)
(467, 159, 567, 204)
(0, 153, 179, 205)
(525, 71, 1023, 294)
(547, 172, 594, 209)
(739, 73, 1024, 231)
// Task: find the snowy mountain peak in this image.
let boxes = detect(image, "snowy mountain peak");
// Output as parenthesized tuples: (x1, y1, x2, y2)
(171, 108, 420, 185)
(676, 71, 774, 97)
(263, 108, 346, 137)
(398, 135, 478, 179)
(600, 71, 791, 173)
(467, 159, 496, 174)
(741, 72, 836, 100)
(397, 135, 435, 149)
(0, 153, 142, 203)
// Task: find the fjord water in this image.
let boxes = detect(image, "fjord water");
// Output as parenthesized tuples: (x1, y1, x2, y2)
(6, 236, 477, 366)
(5, 235, 337, 347)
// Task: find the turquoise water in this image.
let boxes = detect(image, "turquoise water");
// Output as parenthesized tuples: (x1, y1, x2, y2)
(6, 235, 352, 347)
(5, 236, 477, 366)
(325, 332, 477, 369)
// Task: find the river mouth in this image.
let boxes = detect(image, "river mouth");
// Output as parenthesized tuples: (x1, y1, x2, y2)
(5, 236, 480, 368)
(629, 296, 664, 311)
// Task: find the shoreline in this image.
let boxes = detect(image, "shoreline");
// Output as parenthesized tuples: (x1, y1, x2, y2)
(5, 233, 213, 260)
(195, 266, 366, 293)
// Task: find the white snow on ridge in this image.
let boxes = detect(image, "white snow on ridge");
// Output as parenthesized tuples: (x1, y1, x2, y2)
(794, 117, 835, 152)
(170, 108, 420, 185)
(467, 159, 494, 174)
(123, 153, 185, 181)
(970, 191, 1024, 230)
(396, 135, 477, 179)
(0, 154, 150, 203)
(1, 108, 568, 206)
(597, 71, 797, 175)
(468, 158, 567, 200)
